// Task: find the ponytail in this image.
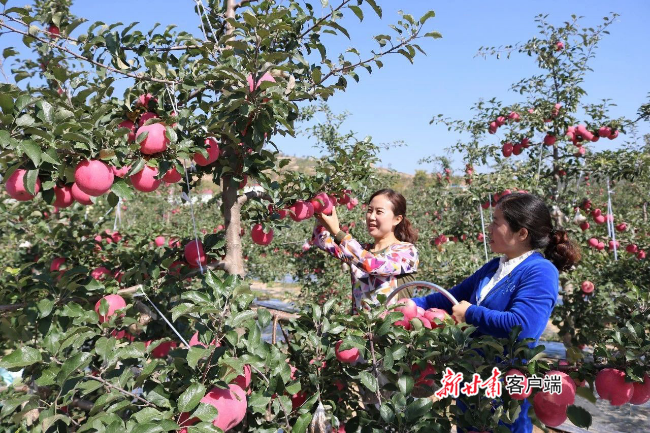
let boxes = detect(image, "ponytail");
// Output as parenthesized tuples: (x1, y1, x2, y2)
(544, 229, 581, 272)
(395, 216, 418, 244)
(497, 193, 582, 272)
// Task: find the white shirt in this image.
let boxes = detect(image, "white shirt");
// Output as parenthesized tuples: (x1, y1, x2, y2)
(476, 251, 535, 306)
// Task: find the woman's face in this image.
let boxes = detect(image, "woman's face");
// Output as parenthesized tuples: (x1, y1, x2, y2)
(366, 194, 402, 240)
(487, 206, 524, 254)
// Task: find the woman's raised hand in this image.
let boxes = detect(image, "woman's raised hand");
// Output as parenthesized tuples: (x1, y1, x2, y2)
(315, 206, 341, 235)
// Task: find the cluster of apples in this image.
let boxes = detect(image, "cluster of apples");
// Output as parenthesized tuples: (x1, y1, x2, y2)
(479, 188, 527, 209)
(93, 295, 249, 432)
(566, 124, 619, 146)
(488, 111, 521, 134)
(392, 299, 450, 331)
(249, 190, 357, 247)
(501, 137, 531, 158)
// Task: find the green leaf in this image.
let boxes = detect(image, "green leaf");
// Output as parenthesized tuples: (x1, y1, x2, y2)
(405, 397, 433, 421)
(293, 412, 312, 433)
(0, 93, 13, 113)
(379, 403, 394, 423)
(349, 5, 363, 21)
(567, 404, 592, 429)
(419, 10, 436, 25)
(178, 383, 206, 412)
(398, 375, 414, 394)
(111, 179, 135, 199)
(21, 140, 42, 167)
(365, 0, 382, 18)
(0, 346, 42, 369)
(187, 347, 210, 369)
(36, 298, 54, 318)
(190, 402, 219, 422)
(231, 310, 256, 327)
(57, 352, 92, 383)
(16, 113, 35, 127)
(424, 31, 443, 39)
(24, 169, 39, 195)
(359, 371, 378, 393)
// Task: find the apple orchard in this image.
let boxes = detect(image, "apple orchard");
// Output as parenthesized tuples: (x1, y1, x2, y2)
(1, 0, 649, 432)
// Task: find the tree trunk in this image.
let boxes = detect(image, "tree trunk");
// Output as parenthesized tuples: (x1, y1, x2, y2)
(222, 176, 245, 276)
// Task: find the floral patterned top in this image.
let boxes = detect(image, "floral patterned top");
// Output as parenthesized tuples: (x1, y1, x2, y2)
(312, 225, 419, 314)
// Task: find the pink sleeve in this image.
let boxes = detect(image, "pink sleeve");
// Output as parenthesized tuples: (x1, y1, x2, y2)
(311, 225, 348, 262)
(338, 234, 419, 277)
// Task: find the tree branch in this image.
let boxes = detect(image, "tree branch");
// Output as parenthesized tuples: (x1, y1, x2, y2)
(299, 0, 352, 39)
(0, 21, 177, 85)
(237, 189, 272, 206)
(86, 375, 156, 408)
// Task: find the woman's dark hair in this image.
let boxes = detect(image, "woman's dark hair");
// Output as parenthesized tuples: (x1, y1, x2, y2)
(496, 193, 581, 271)
(367, 189, 418, 244)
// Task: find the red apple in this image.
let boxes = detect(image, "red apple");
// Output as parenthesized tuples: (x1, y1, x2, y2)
(423, 308, 449, 328)
(145, 340, 178, 358)
(184, 240, 207, 268)
(136, 93, 157, 107)
(501, 142, 513, 157)
(137, 123, 169, 154)
(588, 238, 599, 248)
(75, 160, 114, 196)
(162, 167, 182, 183)
(247, 72, 275, 92)
(155, 236, 166, 247)
(543, 134, 556, 146)
(630, 374, 650, 405)
(71, 183, 93, 205)
(53, 185, 74, 208)
(626, 244, 638, 253)
(580, 281, 594, 294)
(138, 112, 159, 127)
(5, 169, 41, 201)
(94, 294, 126, 323)
(412, 363, 437, 387)
(615, 223, 627, 232)
(118, 119, 137, 142)
(50, 257, 66, 272)
(595, 368, 634, 406)
(555, 41, 564, 51)
(251, 224, 274, 246)
(533, 392, 568, 427)
(233, 364, 252, 390)
(580, 221, 590, 231)
(335, 340, 360, 363)
(194, 138, 220, 166)
(130, 165, 161, 192)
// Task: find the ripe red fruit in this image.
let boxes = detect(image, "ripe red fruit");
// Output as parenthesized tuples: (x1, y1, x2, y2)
(53, 185, 74, 208)
(543, 134, 556, 146)
(137, 123, 169, 154)
(162, 167, 182, 183)
(47, 24, 60, 37)
(136, 93, 157, 107)
(501, 142, 513, 157)
(555, 41, 564, 51)
(138, 112, 159, 127)
(477, 233, 485, 241)
(233, 364, 252, 390)
(512, 144, 523, 155)
(194, 138, 220, 166)
(626, 244, 638, 253)
(335, 340, 360, 363)
(630, 374, 650, 405)
(505, 369, 532, 400)
(290, 200, 313, 222)
(615, 223, 627, 232)
(637, 250, 647, 260)
(145, 340, 178, 358)
(50, 257, 66, 272)
(75, 160, 114, 196)
(251, 224, 274, 246)
(247, 72, 275, 92)
(609, 130, 619, 140)
(496, 116, 506, 126)
(130, 166, 161, 192)
(596, 242, 605, 251)
(395, 299, 418, 321)
(597, 126, 611, 138)
(291, 390, 308, 410)
(91, 266, 112, 280)
(70, 183, 93, 205)
(576, 125, 594, 141)
(346, 197, 358, 210)
(595, 368, 634, 406)
(608, 240, 620, 250)
(533, 392, 568, 427)
(155, 236, 166, 247)
(95, 294, 126, 323)
(593, 215, 606, 224)
(580, 221, 590, 231)
(580, 281, 594, 294)
(508, 111, 520, 121)
(111, 165, 130, 178)
(5, 169, 42, 201)
(423, 308, 449, 328)
(184, 240, 207, 268)
(412, 363, 437, 387)
(118, 119, 137, 142)
(488, 122, 497, 134)
(200, 385, 248, 431)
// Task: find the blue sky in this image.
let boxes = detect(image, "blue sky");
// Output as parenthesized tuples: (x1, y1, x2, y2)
(2, 1, 649, 174)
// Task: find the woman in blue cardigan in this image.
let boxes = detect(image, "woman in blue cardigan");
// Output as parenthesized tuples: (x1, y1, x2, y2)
(412, 192, 581, 433)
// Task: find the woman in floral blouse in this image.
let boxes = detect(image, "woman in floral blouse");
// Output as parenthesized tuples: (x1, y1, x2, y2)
(312, 188, 419, 314)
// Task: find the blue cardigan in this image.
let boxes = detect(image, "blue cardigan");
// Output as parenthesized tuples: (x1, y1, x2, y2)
(413, 252, 559, 433)
(413, 251, 559, 344)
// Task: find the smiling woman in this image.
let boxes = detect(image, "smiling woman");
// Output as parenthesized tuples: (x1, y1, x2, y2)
(312, 188, 419, 314)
